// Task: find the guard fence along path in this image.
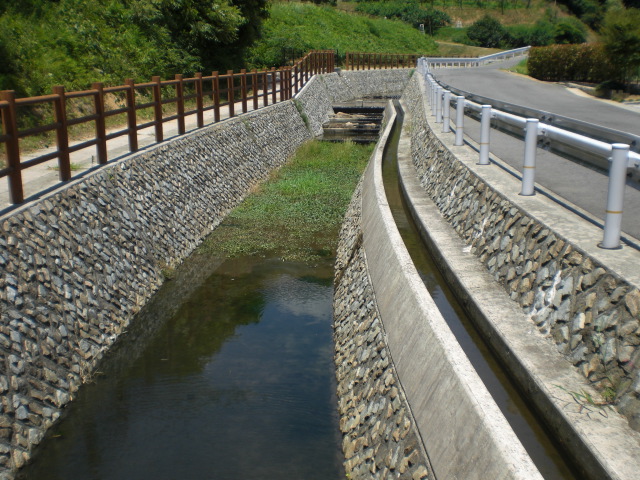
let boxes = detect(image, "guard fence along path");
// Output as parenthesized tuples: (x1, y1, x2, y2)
(0, 50, 335, 205)
(418, 55, 640, 251)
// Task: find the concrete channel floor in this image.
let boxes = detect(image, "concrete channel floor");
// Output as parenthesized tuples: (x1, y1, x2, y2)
(430, 61, 640, 243)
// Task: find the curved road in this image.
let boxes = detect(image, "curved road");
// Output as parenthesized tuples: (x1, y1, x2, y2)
(430, 59, 640, 242)
(432, 59, 640, 136)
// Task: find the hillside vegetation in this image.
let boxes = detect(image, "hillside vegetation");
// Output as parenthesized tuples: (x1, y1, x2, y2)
(247, 3, 439, 68)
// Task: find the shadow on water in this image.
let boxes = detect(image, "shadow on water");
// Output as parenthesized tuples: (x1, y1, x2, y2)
(19, 255, 343, 480)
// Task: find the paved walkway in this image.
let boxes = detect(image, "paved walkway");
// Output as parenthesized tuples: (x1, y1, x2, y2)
(431, 60, 640, 243)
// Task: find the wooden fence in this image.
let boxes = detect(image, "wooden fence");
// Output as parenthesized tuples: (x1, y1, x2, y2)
(0, 50, 334, 205)
(344, 52, 470, 71)
(344, 52, 421, 71)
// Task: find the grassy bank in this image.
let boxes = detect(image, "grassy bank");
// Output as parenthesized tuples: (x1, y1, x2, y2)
(248, 2, 438, 68)
(198, 140, 373, 262)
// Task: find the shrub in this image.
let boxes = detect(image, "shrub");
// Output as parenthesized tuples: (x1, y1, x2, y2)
(553, 17, 587, 44)
(527, 44, 612, 83)
(466, 15, 512, 48)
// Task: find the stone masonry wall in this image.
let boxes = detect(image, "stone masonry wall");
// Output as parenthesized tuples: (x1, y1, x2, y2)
(0, 101, 312, 478)
(401, 73, 640, 431)
(333, 180, 432, 480)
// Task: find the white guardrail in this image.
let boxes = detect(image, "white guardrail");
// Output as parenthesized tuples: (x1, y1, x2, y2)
(426, 46, 531, 68)
(417, 56, 639, 250)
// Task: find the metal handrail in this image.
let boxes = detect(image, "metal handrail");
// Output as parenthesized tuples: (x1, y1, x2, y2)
(417, 57, 635, 250)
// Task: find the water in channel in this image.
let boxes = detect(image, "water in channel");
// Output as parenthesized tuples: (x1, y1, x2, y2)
(19, 254, 343, 480)
(382, 106, 579, 480)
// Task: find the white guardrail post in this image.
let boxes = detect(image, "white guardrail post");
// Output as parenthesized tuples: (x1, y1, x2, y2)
(479, 105, 491, 165)
(520, 119, 539, 196)
(443, 90, 451, 133)
(455, 96, 465, 146)
(600, 144, 629, 249)
(436, 86, 443, 123)
(431, 79, 437, 115)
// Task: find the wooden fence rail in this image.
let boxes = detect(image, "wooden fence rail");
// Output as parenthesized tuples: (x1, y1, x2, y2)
(343, 52, 468, 71)
(0, 50, 334, 205)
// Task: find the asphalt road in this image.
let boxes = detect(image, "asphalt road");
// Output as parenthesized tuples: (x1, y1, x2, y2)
(430, 60, 640, 243)
(433, 59, 640, 136)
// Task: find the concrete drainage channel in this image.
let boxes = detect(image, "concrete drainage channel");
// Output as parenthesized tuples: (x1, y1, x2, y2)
(340, 98, 640, 479)
(382, 103, 577, 479)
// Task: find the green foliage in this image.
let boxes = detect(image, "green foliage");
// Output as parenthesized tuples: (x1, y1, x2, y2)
(247, 3, 438, 68)
(197, 140, 373, 262)
(355, 1, 451, 33)
(507, 20, 555, 47)
(467, 15, 512, 48)
(0, 0, 268, 96)
(553, 17, 587, 44)
(555, 0, 604, 28)
(527, 43, 612, 82)
(601, 7, 640, 84)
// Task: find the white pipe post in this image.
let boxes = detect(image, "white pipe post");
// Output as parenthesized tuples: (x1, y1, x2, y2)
(520, 118, 539, 196)
(479, 105, 491, 165)
(436, 86, 443, 123)
(430, 80, 437, 115)
(600, 143, 629, 249)
(442, 90, 451, 133)
(455, 96, 465, 146)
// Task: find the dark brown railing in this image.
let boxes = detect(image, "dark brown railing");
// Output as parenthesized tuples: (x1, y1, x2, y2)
(343, 52, 470, 71)
(344, 52, 421, 71)
(0, 50, 335, 205)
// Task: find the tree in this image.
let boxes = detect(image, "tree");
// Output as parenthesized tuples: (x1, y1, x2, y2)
(601, 7, 640, 85)
(553, 17, 587, 44)
(466, 15, 512, 48)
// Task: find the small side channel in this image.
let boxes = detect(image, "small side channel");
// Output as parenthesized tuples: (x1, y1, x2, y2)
(382, 104, 580, 480)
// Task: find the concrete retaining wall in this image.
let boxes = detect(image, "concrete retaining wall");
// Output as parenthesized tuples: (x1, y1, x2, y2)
(0, 101, 311, 477)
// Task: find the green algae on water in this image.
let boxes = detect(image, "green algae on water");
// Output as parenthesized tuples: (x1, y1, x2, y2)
(197, 140, 373, 262)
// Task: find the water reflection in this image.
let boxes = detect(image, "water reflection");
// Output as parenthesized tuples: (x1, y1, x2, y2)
(20, 257, 342, 480)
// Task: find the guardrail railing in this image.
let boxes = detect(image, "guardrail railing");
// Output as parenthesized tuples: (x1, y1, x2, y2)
(0, 50, 334, 206)
(418, 57, 637, 250)
(426, 47, 531, 68)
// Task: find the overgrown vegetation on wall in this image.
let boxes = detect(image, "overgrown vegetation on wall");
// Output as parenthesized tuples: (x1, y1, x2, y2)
(527, 43, 611, 82)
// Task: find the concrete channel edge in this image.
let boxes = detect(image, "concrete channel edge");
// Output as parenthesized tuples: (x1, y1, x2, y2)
(360, 103, 543, 479)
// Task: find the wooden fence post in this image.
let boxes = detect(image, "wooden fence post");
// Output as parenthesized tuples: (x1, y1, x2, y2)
(279, 69, 285, 102)
(0, 90, 23, 204)
(240, 69, 248, 114)
(151, 76, 163, 143)
(271, 67, 277, 104)
(227, 70, 235, 118)
(175, 74, 185, 135)
(52, 86, 71, 181)
(195, 72, 204, 128)
(212, 71, 220, 123)
(262, 70, 269, 107)
(91, 82, 108, 165)
(252, 69, 259, 111)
